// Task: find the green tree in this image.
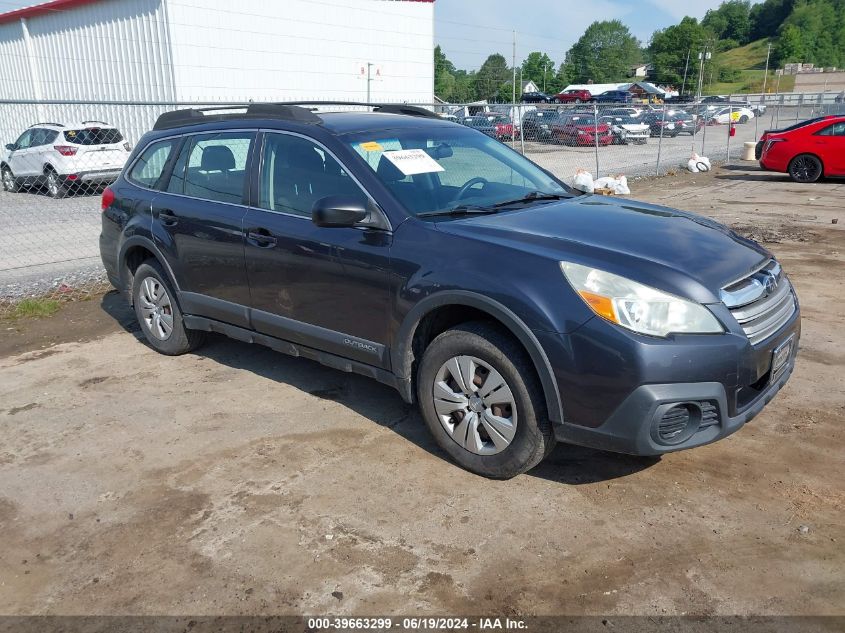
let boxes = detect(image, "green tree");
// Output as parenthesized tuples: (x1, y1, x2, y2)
(649, 17, 713, 91)
(565, 20, 641, 83)
(521, 52, 556, 93)
(702, 1, 752, 43)
(776, 0, 845, 68)
(749, 0, 797, 40)
(476, 53, 511, 100)
(434, 45, 457, 101)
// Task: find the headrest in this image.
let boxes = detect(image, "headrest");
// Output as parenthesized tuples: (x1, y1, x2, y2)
(201, 145, 235, 171)
(293, 147, 324, 172)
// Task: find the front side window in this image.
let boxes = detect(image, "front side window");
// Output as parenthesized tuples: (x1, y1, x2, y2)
(179, 132, 254, 204)
(128, 138, 177, 189)
(258, 133, 363, 216)
(348, 126, 570, 218)
(14, 130, 32, 149)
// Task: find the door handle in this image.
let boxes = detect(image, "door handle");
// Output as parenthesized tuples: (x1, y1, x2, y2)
(247, 228, 277, 248)
(156, 209, 178, 227)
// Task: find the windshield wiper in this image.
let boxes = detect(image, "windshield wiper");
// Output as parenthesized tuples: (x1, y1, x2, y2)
(491, 191, 569, 208)
(417, 204, 500, 218)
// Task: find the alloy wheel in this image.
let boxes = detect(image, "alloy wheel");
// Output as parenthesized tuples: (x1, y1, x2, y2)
(138, 276, 174, 340)
(432, 355, 517, 456)
(791, 156, 821, 183)
(2, 169, 14, 191)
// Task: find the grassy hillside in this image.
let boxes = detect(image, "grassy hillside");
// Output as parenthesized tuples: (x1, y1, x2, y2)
(704, 38, 796, 95)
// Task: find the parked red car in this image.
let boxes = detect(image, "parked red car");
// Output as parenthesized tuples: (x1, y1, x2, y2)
(759, 115, 845, 183)
(484, 114, 517, 140)
(552, 89, 593, 104)
(551, 114, 613, 146)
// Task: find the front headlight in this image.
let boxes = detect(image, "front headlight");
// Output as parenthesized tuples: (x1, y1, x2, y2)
(560, 261, 723, 337)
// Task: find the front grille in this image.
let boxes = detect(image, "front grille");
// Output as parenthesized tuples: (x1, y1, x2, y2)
(721, 261, 796, 345)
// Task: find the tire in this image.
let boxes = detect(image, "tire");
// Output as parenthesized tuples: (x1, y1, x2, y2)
(417, 321, 554, 479)
(788, 154, 823, 183)
(1, 166, 20, 193)
(44, 168, 67, 199)
(132, 259, 206, 355)
(739, 115, 749, 124)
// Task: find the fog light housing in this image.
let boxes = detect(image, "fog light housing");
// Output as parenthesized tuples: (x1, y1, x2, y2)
(651, 403, 702, 446)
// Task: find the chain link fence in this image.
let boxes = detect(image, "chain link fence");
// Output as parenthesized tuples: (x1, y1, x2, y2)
(1, 95, 841, 316)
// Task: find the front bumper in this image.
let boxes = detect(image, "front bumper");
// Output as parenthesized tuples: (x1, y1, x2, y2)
(535, 303, 801, 456)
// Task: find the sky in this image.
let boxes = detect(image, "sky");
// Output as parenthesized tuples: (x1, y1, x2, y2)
(435, 0, 759, 71)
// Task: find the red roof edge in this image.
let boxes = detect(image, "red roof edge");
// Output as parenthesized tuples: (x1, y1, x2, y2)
(0, 0, 101, 25)
(0, 0, 434, 26)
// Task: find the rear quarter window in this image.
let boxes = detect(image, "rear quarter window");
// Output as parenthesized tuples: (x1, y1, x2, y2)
(127, 139, 177, 189)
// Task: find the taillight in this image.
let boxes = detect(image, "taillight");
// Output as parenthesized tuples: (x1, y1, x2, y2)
(53, 145, 78, 156)
(101, 186, 115, 212)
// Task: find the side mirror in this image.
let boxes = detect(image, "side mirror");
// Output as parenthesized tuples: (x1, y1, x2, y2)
(312, 195, 369, 228)
(5, 143, 16, 151)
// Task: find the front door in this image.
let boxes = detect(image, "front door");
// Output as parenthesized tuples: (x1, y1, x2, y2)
(8, 129, 38, 179)
(153, 131, 255, 327)
(243, 131, 392, 368)
(815, 121, 845, 174)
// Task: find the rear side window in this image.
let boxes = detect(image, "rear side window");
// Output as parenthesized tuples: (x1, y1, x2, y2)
(64, 127, 124, 145)
(181, 132, 254, 204)
(128, 139, 177, 189)
(816, 122, 845, 136)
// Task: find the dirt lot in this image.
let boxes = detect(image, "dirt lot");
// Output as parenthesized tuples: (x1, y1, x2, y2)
(0, 165, 843, 617)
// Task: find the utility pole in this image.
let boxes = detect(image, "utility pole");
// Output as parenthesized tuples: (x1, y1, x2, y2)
(511, 30, 517, 105)
(366, 62, 373, 102)
(681, 49, 690, 97)
(543, 61, 550, 92)
(761, 42, 772, 94)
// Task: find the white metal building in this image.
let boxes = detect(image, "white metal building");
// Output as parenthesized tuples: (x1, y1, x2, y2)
(0, 0, 435, 103)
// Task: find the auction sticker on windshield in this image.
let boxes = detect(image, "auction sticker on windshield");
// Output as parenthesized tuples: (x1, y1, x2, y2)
(383, 149, 445, 176)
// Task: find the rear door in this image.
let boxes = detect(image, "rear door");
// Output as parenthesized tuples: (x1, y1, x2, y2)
(814, 121, 845, 174)
(152, 131, 255, 327)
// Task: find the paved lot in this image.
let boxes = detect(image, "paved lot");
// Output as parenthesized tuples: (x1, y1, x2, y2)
(1, 166, 843, 616)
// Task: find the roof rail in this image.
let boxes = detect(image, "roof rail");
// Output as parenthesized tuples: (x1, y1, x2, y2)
(29, 122, 63, 128)
(81, 120, 109, 125)
(153, 103, 322, 131)
(283, 101, 439, 119)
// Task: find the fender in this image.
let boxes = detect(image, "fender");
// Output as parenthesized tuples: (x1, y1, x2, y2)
(393, 290, 564, 425)
(117, 234, 181, 298)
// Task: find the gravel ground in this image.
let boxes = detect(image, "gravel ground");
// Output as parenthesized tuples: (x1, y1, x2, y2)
(0, 165, 842, 617)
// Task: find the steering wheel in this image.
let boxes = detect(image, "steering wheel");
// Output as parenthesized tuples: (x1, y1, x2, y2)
(455, 177, 489, 202)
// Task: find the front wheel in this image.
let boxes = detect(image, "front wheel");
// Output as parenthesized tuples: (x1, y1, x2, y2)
(417, 322, 554, 479)
(788, 154, 823, 183)
(132, 260, 206, 355)
(739, 115, 749, 124)
(2, 167, 20, 192)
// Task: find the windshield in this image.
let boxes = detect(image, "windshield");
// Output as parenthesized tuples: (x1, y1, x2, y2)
(347, 126, 571, 219)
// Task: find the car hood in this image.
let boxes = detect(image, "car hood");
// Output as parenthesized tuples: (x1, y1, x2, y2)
(435, 196, 770, 304)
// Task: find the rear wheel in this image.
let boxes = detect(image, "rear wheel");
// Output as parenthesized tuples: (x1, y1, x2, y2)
(788, 154, 823, 183)
(417, 322, 554, 479)
(45, 168, 67, 199)
(132, 260, 206, 355)
(739, 115, 749, 124)
(1, 166, 20, 192)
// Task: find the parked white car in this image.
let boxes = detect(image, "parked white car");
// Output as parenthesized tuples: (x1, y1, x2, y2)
(707, 106, 756, 125)
(600, 115, 649, 144)
(1, 121, 131, 198)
